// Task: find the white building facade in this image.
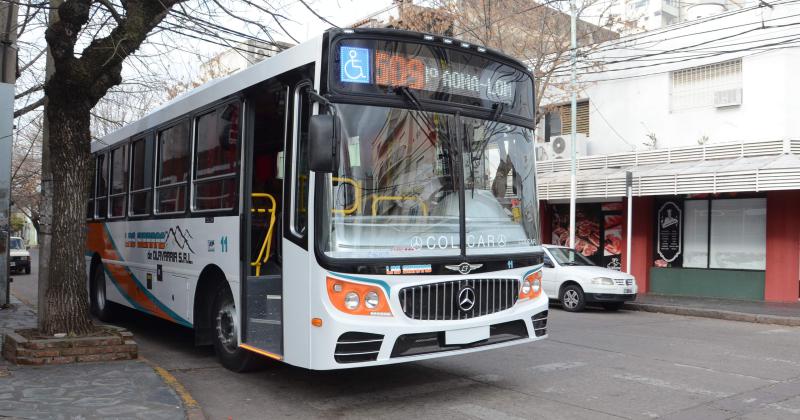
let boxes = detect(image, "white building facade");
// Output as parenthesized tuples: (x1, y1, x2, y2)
(537, 1, 800, 303)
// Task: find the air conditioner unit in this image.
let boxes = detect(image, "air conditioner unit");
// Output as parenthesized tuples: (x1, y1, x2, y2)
(535, 144, 550, 161)
(549, 134, 588, 159)
(714, 88, 742, 107)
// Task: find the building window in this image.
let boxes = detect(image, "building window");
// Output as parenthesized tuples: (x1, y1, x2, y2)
(709, 198, 766, 270)
(193, 102, 240, 211)
(109, 145, 127, 218)
(655, 197, 766, 270)
(670, 59, 742, 111)
(682, 200, 709, 268)
(129, 136, 154, 216)
(558, 100, 590, 136)
(156, 121, 191, 214)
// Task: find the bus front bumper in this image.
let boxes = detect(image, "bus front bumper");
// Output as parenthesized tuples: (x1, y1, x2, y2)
(309, 296, 548, 370)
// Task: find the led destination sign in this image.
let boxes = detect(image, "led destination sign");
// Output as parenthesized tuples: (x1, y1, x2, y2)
(334, 40, 534, 120)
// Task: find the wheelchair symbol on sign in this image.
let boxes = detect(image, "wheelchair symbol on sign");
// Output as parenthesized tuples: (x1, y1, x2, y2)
(343, 49, 367, 81)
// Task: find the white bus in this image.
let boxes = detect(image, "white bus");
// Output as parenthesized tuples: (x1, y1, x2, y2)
(86, 28, 548, 371)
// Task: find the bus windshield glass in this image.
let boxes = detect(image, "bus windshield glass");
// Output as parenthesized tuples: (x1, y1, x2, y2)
(331, 39, 534, 120)
(321, 104, 538, 259)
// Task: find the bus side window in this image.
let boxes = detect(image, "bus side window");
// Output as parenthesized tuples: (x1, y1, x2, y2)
(109, 145, 128, 218)
(129, 136, 154, 216)
(95, 153, 108, 219)
(193, 101, 240, 211)
(291, 83, 312, 237)
(156, 121, 191, 214)
(87, 155, 96, 220)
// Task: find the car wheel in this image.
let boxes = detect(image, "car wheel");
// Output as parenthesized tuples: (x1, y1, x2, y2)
(603, 302, 624, 311)
(212, 286, 261, 372)
(91, 263, 116, 322)
(561, 284, 586, 312)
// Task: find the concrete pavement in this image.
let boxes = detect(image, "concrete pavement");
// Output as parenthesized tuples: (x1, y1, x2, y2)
(9, 250, 800, 419)
(1, 253, 188, 420)
(626, 294, 800, 327)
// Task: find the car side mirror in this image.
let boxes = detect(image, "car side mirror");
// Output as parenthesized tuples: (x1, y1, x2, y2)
(543, 260, 554, 268)
(309, 114, 337, 173)
(25, 246, 30, 251)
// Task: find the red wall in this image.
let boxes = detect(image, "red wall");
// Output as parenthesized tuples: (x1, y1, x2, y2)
(765, 190, 800, 302)
(628, 196, 654, 293)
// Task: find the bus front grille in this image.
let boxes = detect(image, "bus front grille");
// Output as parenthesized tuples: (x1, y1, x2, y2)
(398, 278, 519, 320)
(334, 332, 383, 364)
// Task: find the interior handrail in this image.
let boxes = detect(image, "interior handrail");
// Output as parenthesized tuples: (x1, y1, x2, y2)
(371, 195, 429, 217)
(332, 177, 362, 215)
(250, 193, 277, 276)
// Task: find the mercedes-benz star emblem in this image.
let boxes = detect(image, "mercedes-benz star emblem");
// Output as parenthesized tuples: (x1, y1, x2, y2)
(458, 287, 476, 311)
(445, 262, 483, 275)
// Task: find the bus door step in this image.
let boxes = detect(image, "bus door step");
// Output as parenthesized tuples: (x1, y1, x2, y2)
(245, 274, 282, 353)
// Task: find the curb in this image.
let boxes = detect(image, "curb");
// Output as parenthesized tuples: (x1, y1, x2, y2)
(624, 302, 800, 327)
(140, 358, 207, 420)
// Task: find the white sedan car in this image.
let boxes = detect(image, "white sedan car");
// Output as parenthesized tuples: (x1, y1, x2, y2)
(542, 245, 637, 312)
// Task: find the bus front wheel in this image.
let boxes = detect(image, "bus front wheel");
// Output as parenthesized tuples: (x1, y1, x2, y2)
(211, 286, 259, 372)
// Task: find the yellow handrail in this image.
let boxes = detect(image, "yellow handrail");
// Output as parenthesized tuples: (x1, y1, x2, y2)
(250, 193, 277, 276)
(332, 177, 362, 215)
(371, 195, 429, 217)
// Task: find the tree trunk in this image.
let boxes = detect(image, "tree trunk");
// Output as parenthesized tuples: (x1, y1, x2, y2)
(40, 94, 94, 335)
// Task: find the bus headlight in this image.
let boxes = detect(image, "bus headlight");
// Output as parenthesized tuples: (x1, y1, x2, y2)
(364, 291, 379, 309)
(326, 277, 393, 316)
(519, 270, 543, 300)
(344, 292, 360, 310)
(521, 280, 531, 295)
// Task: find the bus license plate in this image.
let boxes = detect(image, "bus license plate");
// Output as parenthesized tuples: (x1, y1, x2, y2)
(445, 326, 490, 345)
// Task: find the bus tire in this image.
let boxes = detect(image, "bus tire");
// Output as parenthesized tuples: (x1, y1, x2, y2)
(91, 262, 116, 322)
(211, 286, 260, 372)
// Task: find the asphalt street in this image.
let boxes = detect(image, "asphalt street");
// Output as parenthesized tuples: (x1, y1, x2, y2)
(10, 252, 800, 419)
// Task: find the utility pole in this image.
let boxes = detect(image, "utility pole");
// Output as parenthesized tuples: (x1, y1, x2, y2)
(0, 1, 18, 306)
(568, 0, 577, 250)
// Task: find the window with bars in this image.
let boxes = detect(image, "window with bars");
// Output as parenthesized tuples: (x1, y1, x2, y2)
(670, 59, 742, 112)
(559, 100, 590, 136)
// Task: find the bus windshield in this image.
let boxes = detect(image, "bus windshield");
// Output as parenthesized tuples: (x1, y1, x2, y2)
(321, 103, 538, 259)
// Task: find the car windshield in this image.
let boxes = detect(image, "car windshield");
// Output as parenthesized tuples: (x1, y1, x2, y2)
(10, 238, 24, 250)
(548, 247, 595, 266)
(319, 104, 538, 259)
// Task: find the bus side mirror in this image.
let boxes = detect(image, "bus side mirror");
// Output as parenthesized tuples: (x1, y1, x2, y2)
(309, 115, 336, 173)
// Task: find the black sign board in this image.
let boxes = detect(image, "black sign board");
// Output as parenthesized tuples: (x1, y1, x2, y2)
(657, 201, 682, 263)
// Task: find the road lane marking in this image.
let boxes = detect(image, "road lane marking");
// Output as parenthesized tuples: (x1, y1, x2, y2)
(449, 403, 526, 420)
(529, 361, 586, 373)
(612, 373, 731, 398)
(310, 378, 475, 411)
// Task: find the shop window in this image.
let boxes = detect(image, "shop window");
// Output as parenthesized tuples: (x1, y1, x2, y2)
(193, 102, 240, 211)
(654, 197, 766, 270)
(551, 202, 623, 270)
(709, 198, 766, 270)
(156, 121, 191, 214)
(129, 136, 154, 216)
(682, 200, 708, 268)
(109, 145, 127, 218)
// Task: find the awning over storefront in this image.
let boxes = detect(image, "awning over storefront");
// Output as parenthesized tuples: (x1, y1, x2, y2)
(536, 139, 800, 200)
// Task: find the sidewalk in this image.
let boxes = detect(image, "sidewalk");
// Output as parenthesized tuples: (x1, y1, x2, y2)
(1, 297, 187, 419)
(625, 294, 800, 327)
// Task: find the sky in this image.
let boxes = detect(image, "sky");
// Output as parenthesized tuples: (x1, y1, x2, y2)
(279, 0, 395, 42)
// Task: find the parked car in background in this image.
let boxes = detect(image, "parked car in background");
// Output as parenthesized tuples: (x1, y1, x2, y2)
(542, 245, 636, 312)
(9, 236, 31, 274)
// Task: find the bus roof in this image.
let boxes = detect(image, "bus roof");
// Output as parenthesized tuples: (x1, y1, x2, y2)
(91, 27, 530, 153)
(91, 34, 324, 153)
